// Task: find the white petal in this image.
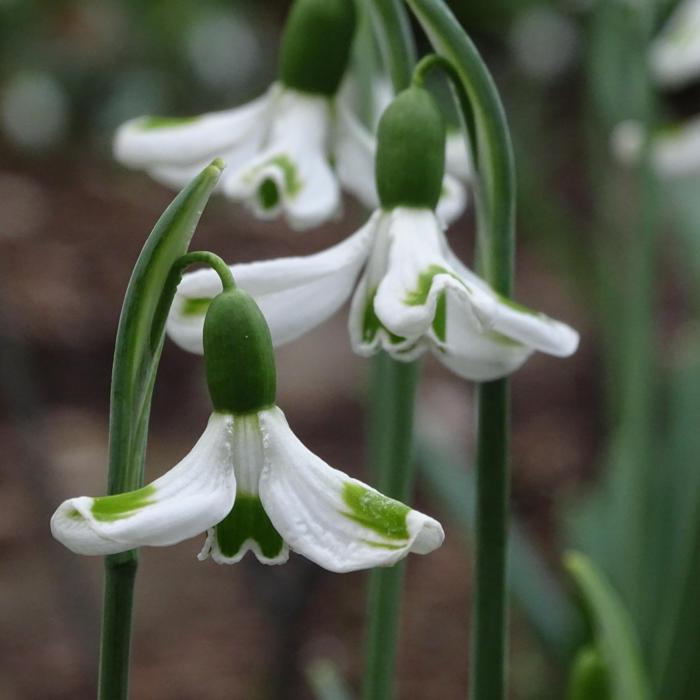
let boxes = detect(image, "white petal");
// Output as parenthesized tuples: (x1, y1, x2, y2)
(224, 89, 340, 229)
(257, 407, 444, 573)
(444, 244, 579, 358)
(348, 211, 425, 356)
(198, 414, 289, 566)
(445, 130, 472, 181)
(166, 218, 376, 354)
(436, 173, 468, 225)
(50, 414, 236, 556)
(649, 0, 700, 88)
(373, 208, 488, 340)
(113, 89, 272, 169)
(334, 102, 380, 209)
(431, 296, 534, 381)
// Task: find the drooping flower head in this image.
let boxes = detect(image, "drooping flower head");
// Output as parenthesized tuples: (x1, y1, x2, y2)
(167, 85, 579, 380)
(113, 0, 465, 229)
(51, 273, 444, 571)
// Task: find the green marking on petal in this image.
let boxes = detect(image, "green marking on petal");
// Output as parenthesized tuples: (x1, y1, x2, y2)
(362, 288, 406, 345)
(341, 482, 410, 541)
(362, 540, 405, 550)
(91, 485, 157, 522)
(247, 155, 302, 198)
(215, 493, 284, 560)
(404, 265, 467, 306)
(432, 291, 447, 342)
(67, 508, 82, 520)
(139, 115, 200, 131)
(258, 178, 281, 210)
(496, 293, 539, 317)
(182, 297, 212, 317)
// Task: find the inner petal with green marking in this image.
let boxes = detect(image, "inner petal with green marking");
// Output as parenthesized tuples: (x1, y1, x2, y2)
(340, 482, 411, 549)
(89, 485, 157, 522)
(214, 493, 285, 561)
(362, 288, 406, 346)
(247, 154, 302, 199)
(404, 264, 469, 307)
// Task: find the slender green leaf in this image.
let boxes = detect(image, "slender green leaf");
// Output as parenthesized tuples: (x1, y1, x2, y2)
(564, 552, 652, 700)
(107, 159, 223, 495)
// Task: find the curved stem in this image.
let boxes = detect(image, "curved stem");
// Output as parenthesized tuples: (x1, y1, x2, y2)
(405, 3, 516, 699)
(366, 0, 416, 91)
(172, 251, 236, 291)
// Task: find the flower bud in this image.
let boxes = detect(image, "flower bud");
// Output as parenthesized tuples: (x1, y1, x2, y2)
(204, 289, 277, 415)
(375, 86, 446, 211)
(279, 0, 356, 96)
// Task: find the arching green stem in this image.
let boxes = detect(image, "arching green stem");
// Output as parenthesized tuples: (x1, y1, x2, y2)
(171, 251, 236, 291)
(406, 3, 516, 699)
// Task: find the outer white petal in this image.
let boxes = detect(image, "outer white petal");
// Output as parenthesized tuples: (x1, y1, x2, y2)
(257, 407, 444, 573)
(436, 173, 468, 225)
(198, 414, 289, 566)
(444, 245, 579, 358)
(431, 297, 534, 381)
(649, 0, 700, 88)
(224, 89, 340, 229)
(334, 101, 380, 209)
(50, 414, 236, 556)
(445, 130, 472, 181)
(113, 89, 272, 169)
(166, 218, 376, 354)
(373, 208, 489, 340)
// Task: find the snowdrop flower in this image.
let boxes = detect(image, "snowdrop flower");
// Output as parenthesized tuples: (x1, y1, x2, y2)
(51, 280, 443, 572)
(167, 87, 579, 381)
(113, 0, 463, 229)
(612, 117, 700, 178)
(649, 0, 700, 88)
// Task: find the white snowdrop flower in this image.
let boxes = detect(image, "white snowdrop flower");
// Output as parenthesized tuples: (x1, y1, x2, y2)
(167, 88, 579, 381)
(650, 0, 700, 88)
(52, 287, 443, 572)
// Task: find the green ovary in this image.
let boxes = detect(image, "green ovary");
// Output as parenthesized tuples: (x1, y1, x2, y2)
(91, 485, 157, 522)
(215, 493, 284, 560)
(341, 482, 410, 542)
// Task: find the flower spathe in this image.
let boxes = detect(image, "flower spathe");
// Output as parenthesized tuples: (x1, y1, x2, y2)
(167, 207, 579, 381)
(114, 84, 467, 230)
(51, 407, 444, 572)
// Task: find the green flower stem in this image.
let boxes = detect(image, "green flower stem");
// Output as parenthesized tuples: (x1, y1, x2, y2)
(362, 354, 420, 700)
(363, 5, 417, 700)
(100, 162, 222, 700)
(171, 251, 236, 291)
(406, 2, 516, 698)
(365, 0, 416, 94)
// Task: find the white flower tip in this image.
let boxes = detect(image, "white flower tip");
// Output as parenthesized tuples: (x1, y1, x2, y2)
(611, 120, 645, 167)
(113, 118, 146, 167)
(552, 322, 580, 357)
(408, 514, 445, 555)
(50, 496, 121, 556)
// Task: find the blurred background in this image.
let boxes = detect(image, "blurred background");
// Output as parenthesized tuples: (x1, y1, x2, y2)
(1, 0, 698, 698)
